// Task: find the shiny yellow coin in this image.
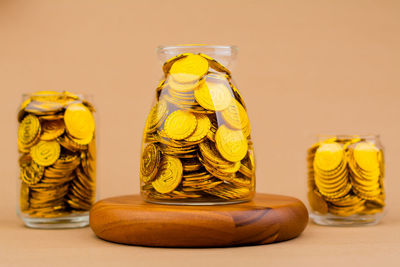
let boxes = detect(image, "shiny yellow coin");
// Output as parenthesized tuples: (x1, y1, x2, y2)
(64, 103, 95, 140)
(25, 100, 64, 115)
(140, 143, 162, 183)
(353, 142, 380, 171)
(17, 98, 31, 122)
(40, 119, 65, 140)
(152, 156, 183, 194)
(69, 134, 93, 145)
(20, 161, 44, 185)
(308, 190, 328, 214)
(18, 114, 41, 145)
(199, 53, 231, 76)
(30, 140, 61, 166)
(314, 143, 344, 171)
(169, 54, 209, 83)
(162, 53, 191, 75)
(185, 114, 211, 142)
(215, 124, 248, 162)
(20, 182, 30, 212)
(194, 79, 232, 111)
(145, 99, 168, 132)
(242, 121, 251, 137)
(221, 98, 249, 130)
(168, 76, 203, 93)
(164, 110, 197, 140)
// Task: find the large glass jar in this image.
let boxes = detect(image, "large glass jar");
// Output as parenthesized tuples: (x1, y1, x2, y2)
(307, 135, 385, 226)
(17, 91, 96, 228)
(140, 45, 255, 205)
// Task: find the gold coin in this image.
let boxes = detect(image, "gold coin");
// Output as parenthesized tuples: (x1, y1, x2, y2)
(242, 121, 251, 137)
(25, 100, 64, 115)
(308, 190, 328, 214)
(314, 143, 344, 171)
(194, 79, 232, 111)
(145, 99, 168, 133)
(199, 140, 234, 166)
(169, 54, 209, 83)
(152, 156, 183, 194)
(69, 134, 93, 145)
(164, 110, 197, 140)
(57, 135, 87, 152)
(18, 114, 41, 145)
(168, 76, 203, 93)
(40, 119, 65, 140)
(20, 161, 44, 185)
(230, 84, 246, 109)
(328, 201, 365, 217)
(327, 194, 363, 206)
(140, 143, 162, 183)
(215, 125, 248, 162)
(17, 98, 31, 122)
(82, 100, 96, 113)
(64, 103, 95, 140)
(205, 183, 250, 200)
(185, 114, 211, 142)
(353, 142, 380, 171)
(30, 140, 61, 166)
(182, 159, 202, 172)
(199, 53, 231, 76)
(221, 98, 249, 130)
(39, 114, 64, 120)
(20, 182, 30, 212)
(162, 53, 190, 75)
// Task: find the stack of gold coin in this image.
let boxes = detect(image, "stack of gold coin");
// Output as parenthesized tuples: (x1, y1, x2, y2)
(17, 91, 96, 218)
(307, 136, 385, 217)
(140, 53, 255, 203)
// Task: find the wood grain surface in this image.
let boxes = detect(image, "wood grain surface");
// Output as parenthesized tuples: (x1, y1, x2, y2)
(89, 193, 308, 247)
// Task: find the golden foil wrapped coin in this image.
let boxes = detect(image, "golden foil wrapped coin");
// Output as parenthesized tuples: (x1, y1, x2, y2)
(141, 48, 255, 204)
(152, 156, 183, 194)
(18, 114, 41, 146)
(64, 103, 95, 142)
(194, 77, 232, 111)
(169, 54, 209, 83)
(164, 110, 197, 140)
(140, 143, 162, 183)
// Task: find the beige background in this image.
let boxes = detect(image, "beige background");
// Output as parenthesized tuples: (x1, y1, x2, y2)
(1, 0, 400, 266)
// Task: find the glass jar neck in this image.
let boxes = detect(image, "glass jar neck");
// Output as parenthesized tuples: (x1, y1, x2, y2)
(157, 45, 238, 70)
(317, 134, 381, 143)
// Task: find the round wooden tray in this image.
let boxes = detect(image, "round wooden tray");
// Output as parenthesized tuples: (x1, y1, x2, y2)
(89, 193, 308, 247)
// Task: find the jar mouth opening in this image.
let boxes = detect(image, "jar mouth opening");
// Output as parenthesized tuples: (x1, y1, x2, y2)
(317, 134, 380, 139)
(22, 91, 92, 101)
(157, 44, 238, 56)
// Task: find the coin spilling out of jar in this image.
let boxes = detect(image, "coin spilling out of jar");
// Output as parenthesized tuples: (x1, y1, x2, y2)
(307, 136, 385, 217)
(140, 52, 255, 204)
(18, 91, 96, 218)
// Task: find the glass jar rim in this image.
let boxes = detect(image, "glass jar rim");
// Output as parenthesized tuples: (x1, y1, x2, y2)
(157, 44, 238, 56)
(316, 134, 380, 139)
(22, 91, 93, 100)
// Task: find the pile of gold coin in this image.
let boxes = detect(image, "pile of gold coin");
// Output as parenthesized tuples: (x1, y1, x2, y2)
(307, 136, 385, 217)
(18, 91, 96, 218)
(140, 53, 255, 203)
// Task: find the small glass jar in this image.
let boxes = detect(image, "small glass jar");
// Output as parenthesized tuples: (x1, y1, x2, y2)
(140, 45, 256, 205)
(17, 91, 96, 228)
(307, 134, 385, 226)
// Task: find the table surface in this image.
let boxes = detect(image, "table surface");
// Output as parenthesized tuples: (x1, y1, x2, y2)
(1, 199, 399, 267)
